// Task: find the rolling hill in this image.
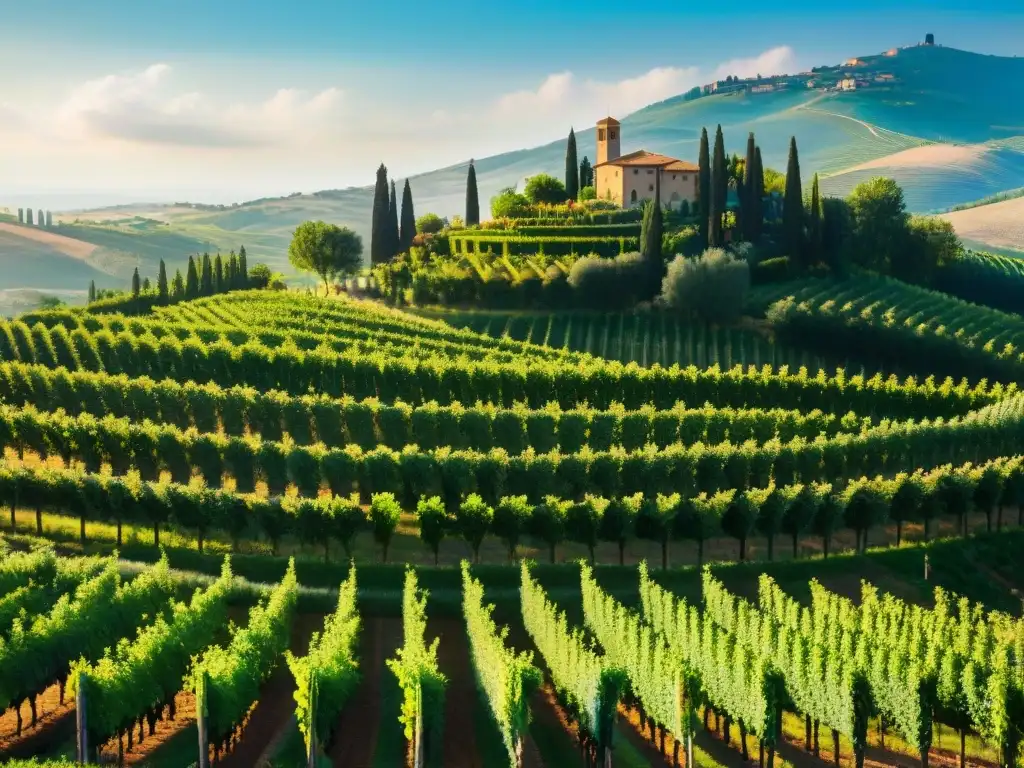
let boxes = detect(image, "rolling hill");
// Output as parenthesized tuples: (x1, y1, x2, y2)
(4, 42, 1024, 298)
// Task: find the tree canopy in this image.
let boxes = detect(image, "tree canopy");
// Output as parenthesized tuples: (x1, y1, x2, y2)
(288, 220, 364, 292)
(523, 174, 567, 205)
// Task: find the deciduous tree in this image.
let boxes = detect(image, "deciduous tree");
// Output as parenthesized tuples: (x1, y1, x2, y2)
(288, 220, 364, 293)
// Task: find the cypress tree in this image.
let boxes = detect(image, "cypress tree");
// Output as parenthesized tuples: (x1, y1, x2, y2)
(697, 128, 711, 247)
(200, 253, 213, 295)
(466, 161, 480, 226)
(172, 269, 185, 299)
(17, 209, 23, 224)
(226, 254, 236, 289)
(709, 125, 727, 247)
(88, 280, 96, 304)
(214, 253, 224, 293)
(238, 245, 248, 286)
(565, 128, 579, 201)
(753, 147, 765, 239)
(46, 211, 52, 227)
(131, 267, 141, 298)
(783, 136, 805, 269)
(157, 259, 168, 303)
(640, 181, 664, 298)
(370, 164, 390, 265)
(142, 277, 151, 291)
(808, 173, 823, 265)
(579, 156, 593, 189)
(399, 179, 416, 253)
(742, 133, 758, 242)
(25, 209, 33, 226)
(186, 256, 199, 299)
(388, 180, 400, 260)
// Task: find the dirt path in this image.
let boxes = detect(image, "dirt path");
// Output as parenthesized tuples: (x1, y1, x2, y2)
(330, 616, 403, 768)
(0, 682, 75, 759)
(218, 613, 322, 768)
(431, 617, 481, 768)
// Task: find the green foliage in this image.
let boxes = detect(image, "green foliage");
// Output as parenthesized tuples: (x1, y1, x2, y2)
(783, 137, 804, 268)
(565, 128, 579, 202)
(466, 162, 481, 227)
(370, 492, 402, 562)
(461, 563, 541, 767)
(660, 248, 750, 324)
(846, 177, 909, 274)
(457, 493, 494, 563)
(386, 569, 446, 767)
(289, 220, 364, 291)
(286, 564, 360, 756)
(521, 562, 625, 759)
(189, 560, 297, 748)
(524, 174, 568, 206)
(490, 188, 532, 219)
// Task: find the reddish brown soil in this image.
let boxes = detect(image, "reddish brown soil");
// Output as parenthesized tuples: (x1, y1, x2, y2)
(96, 692, 197, 766)
(430, 617, 481, 768)
(0, 682, 75, 759)
(618, 702, 679, 767)
(330, 616, 403, 768)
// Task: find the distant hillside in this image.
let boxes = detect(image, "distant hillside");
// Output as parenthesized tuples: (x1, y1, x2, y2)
(6, 43, 1023, 294)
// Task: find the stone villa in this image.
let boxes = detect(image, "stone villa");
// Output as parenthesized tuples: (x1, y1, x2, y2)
(593, 117, 699, 210)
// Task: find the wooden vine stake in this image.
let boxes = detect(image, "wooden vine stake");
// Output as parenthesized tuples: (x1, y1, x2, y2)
(197, 670, 210, 768)
(75, 672, 89, 765)
(413, 679, 424, 768)
(307, 668, 318, 768)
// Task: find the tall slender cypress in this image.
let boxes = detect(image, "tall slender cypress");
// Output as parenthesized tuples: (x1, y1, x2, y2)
(742, 133, 758, 242)
(238, 245, 248, 286)
(157, 259, 168, 303)
(131, 267, 141, 298)
(808, 173, 823, 265)
(88, 280, 96, 304)
(186, 256, 199, 299)
(214, 253, 224, 293)
(200, 253, 213, 295)
(387, 180, 400, 260)
(579, 156, 593, 189)
(709, 125, 727, 247)
(565, 128, 579, 201)
(783, 136, 805, 269)
(172, 269, 185, 299)
(370, 163, 390, 265)
(399, 179, 416, 253)
(466, 161, 480, 226)
(753, 147, 765, 240)
(697, 128, 711, 247)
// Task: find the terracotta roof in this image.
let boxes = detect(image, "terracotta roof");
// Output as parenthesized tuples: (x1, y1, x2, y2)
(595, 150, 698, 171)
(596, 116, 620, 126)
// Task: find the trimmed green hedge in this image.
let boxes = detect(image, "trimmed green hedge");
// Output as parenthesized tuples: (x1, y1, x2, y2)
(514, 223, 641, 238)
(450, 234, 638, 259)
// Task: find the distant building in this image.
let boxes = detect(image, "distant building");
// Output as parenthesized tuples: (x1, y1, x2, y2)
(750, 83, 778, 94)
(875, 73, 896, 82)
(593, 117, 699, 210)
(838, 78, 857, 91)
(925, 33, 935, 45)
(844, 57, 862, 66)
(884, 48, 899, 56)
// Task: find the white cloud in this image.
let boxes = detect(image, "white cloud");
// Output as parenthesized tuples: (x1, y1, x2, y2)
(48, 63, 345, 148)
(711, 46, 799, 81)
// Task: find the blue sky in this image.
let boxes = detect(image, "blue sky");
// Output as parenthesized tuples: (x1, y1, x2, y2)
(1, 0, 1022, 205)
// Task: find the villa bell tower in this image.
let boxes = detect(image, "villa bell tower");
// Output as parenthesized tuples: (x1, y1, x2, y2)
(596, 116, 621, 165)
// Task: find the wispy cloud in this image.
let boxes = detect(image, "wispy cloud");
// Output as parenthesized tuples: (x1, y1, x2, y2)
(46, 63, 344, 149)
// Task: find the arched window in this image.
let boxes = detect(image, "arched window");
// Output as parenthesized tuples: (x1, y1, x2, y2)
(630, 189, 638, 204)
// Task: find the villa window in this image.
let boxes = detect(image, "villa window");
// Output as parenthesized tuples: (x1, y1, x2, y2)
(599, 129, 606, 141)
(633, 169, 638, 175)
(610, 129, 617, 139)
(630, 190, 638, 203)
(649, 184, 654, 192)
(647, 169, 654, 175)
